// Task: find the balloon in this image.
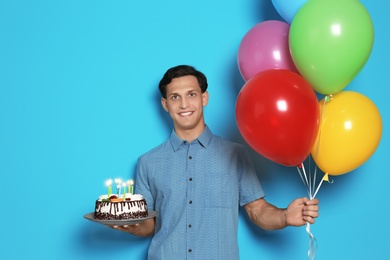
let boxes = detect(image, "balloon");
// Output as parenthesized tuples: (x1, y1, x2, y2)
(271, 0, 307, 24)
(236, 69, 320, 166)
(238, 20, 298, 81)
(289, 0, 374, 95)
(311, 91, 382, 176)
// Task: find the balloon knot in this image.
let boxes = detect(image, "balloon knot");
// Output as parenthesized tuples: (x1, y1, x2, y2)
(325, 94, 333, 102)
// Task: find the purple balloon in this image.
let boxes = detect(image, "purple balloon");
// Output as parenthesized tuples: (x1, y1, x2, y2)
(238, 20, 298, 81)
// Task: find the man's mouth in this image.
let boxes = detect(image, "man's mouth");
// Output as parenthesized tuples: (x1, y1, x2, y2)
(179, 111, 193, 116)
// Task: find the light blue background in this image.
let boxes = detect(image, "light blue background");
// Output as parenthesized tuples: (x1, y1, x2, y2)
(0, 1, 388, 259)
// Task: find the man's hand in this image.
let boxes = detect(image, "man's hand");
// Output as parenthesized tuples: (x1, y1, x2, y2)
(109, 218, 155, 237)
(286, 197, 319, 226)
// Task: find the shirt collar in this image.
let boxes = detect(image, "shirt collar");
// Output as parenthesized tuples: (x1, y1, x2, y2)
(169, 125, 212, 151)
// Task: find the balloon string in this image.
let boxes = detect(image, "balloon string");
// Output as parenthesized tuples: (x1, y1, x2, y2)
(312, 173, 324, 199)
(302, 163, 313, 197)
(310, 95, 332, 200)
(306, 222, 318, 260)
(302, 164, 310, 191)
(297, 166, 310, 196)
(298, 96, 332, 259)
(312, 161, 317, 198)
(299, 163, 314, 199)
(297, 162, 323, 260)
(315, 95, 330, 158)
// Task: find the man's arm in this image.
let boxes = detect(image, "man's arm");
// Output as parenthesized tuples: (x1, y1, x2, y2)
(244, 197, 319, 230)
(111, 217, 155, 237)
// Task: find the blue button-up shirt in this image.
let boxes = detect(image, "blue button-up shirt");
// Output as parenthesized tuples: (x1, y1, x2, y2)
(135, 126, 265, 260)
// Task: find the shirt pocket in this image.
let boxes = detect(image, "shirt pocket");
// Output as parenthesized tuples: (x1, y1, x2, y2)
(203, 171, 238, 208)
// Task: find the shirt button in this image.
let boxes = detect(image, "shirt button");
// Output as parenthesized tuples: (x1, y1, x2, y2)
(189, 177, 193, 181)
(188, 200, 192, 204)
(188, 249, 192, 253)
(188, 224, 192, 228)
(188, 156, 192, 160)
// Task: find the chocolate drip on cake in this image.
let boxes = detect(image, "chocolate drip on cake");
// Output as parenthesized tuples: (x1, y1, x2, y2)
(94, 199, 148, 220)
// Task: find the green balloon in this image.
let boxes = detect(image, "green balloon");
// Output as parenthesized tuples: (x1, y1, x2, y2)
(289, 0, 374, 95)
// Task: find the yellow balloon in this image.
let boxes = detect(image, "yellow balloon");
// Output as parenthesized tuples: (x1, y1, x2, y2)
(311, 91, 382, 176)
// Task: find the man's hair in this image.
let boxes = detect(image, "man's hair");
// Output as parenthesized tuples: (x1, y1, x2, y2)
(159, 65, 208, 98)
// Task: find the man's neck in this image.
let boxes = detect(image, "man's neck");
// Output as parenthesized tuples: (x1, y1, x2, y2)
(175, 124, 206, 142)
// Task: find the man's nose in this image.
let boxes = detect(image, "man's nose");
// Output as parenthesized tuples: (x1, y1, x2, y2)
(180, 97, 189, 108)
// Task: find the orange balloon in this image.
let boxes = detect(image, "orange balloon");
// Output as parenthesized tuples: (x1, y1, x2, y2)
(311, 91, 382, 175)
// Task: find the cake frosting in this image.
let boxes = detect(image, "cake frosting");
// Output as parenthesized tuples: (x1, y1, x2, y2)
(94, 193, 148, 220)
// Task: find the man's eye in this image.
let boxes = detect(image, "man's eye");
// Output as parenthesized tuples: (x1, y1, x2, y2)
(189, 93, 196, 97)
(171, 95, 179, 100)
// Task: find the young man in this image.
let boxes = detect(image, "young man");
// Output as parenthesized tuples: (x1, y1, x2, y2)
(113, 65, 319, 259)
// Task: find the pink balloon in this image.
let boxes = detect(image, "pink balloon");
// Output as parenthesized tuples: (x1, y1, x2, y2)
(238, 20, 298, 81)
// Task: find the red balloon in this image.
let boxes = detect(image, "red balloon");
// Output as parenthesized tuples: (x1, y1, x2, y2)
(236, 69, 320, 166)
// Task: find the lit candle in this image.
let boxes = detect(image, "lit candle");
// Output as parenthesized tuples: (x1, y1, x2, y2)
(122, 182, 127, 199)
(129, 179, 134, 194)
(115, 178, 122, 195)
(127, 180, 131, 195)
(105, 179, 113, 197)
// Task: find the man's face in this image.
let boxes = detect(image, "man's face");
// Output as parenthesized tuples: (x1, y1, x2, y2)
(161, 75, 208, 135)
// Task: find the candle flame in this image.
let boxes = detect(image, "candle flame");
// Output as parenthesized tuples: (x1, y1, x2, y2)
(105, 179, 113, 186)
(114, 178, 122, 186)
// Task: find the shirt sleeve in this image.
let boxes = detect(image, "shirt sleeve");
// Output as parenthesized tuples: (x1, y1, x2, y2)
(135, 155, 155, 211)
(237, 146, 266, 206)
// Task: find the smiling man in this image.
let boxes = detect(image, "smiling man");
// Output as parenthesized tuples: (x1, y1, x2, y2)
(161, 73, 208, 141)
(112, 65, 319, 260)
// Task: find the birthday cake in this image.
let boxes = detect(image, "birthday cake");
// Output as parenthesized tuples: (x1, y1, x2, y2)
(94, 179, 148, 220)
(94, 194, 148, 220)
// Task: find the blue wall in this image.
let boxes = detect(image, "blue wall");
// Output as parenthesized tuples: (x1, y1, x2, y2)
(0, 1, 388, 259)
